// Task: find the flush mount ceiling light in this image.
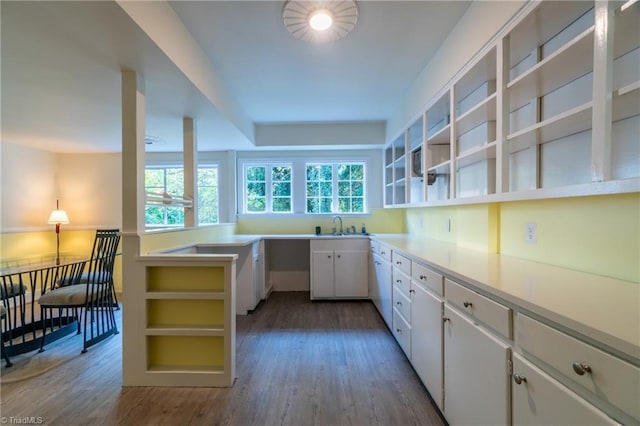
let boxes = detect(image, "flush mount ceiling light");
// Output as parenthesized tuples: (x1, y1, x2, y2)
(283, 0, 359, 43)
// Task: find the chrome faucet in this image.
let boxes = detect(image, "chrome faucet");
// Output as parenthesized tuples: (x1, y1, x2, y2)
(332, 215, 344, 235)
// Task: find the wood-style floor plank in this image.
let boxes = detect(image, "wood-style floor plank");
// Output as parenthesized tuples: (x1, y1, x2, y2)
(1, 292, 444, 426)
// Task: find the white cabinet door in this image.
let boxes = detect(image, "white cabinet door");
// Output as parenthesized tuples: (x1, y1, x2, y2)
(372, 255, 392, 328)
(311, 251, 334, 298)
(411, 283, 444, 411)
(444, 305, 511, 426)
(512, 352, 617, 426)
(334, 250, 368, 297)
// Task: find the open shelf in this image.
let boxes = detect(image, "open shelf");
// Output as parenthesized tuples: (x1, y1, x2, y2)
(408, 116, 424, 150)
(614, 1, 640, 58)
(145, 291, 225, 299)
(456, 48, 497, 105)
(507, 101, 593, 152)
(508, 1, 594, 68)
(456, 93, 497, 135)
(146, 326, 225, 336)
(613, 81, 640, 122)
(428, 160, 451, 175)
(457, 141, 497, 169)
(428, 124, 451, 145)
(508, 26, 595, 108)
(147, 365, 225, 373)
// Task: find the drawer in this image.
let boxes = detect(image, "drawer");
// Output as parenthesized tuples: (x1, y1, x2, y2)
(392, 284, 411, 323)
(445, 278, 512, 339)
(516, 313, 640, 422)
(378, 243, 391, 263)
(392, 307, 411, 357)
(512, 352, 618, 425)
(412, 262, 444, 296)
(370, 240, 378, 253)
(393, 269, 411, 298)
(392, 251, 411, 276)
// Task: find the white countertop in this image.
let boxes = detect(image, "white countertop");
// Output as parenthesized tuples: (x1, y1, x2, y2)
(371, 234, 640, 363)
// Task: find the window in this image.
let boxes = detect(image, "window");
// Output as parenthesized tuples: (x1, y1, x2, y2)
(306, 162, 365, 214)
(244, 164, 292, 214)
(145, 165, 219, 226)
(197, 166, 219, 225)
(145, 167, 185, 226)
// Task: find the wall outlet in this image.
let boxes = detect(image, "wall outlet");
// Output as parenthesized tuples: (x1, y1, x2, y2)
(525, 222, 537, 244)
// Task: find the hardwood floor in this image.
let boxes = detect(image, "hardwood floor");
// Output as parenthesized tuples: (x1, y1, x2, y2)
(1, 292, 445, 426)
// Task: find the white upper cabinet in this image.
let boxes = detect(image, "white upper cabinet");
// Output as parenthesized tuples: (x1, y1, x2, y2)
(383, 0, 639, 207)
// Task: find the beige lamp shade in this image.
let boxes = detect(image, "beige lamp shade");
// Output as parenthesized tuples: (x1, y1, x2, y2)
(48, 210, 69, 225)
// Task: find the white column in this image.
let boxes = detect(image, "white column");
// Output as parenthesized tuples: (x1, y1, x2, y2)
(121, 70, 146, 385)
(121, 70, 146, 234)
(591, 1, 614, 182)
(496, 36, 511, 194)
(183, 117, 197, 228)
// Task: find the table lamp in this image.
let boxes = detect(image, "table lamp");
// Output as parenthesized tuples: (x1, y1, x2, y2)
(48, 200, 69, 265)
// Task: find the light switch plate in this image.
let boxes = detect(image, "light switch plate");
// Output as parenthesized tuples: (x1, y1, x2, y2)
(525, 222, 537, 244)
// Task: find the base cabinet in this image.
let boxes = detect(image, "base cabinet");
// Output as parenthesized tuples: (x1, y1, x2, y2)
(512, 353, 617, 426)
(444, 305, 511, 426)
(411, 282, 444, 411)
(370, 247, 392, 328)
(310, 239, 368, 300)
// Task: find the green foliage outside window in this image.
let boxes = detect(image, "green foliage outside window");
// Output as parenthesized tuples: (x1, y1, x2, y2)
(245, 164, 292, 213)
(145, 166, 219, 226)
(306, 163, 364, 214)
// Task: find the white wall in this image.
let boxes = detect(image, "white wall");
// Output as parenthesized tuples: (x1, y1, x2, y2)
(386, 0, 526, 142)
(1, 142, 58, 231)
(0, 142, 121, 231)
(57, 153, 122, 228)
(255, 121, 386, 148)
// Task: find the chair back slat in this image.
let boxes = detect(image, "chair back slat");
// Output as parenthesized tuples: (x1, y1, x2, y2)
(86, 229, 120, 285)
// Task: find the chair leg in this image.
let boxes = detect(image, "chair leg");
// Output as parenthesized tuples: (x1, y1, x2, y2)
(0, 317, 12, 368)
(39, 308, 47, 353)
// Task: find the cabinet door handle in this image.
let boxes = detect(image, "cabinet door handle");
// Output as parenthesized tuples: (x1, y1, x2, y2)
(381, 251, 386, 255)
(396, 279, 402, 283)
(572, 362, 592, 376)
(396, 261, 402, 265)
(337, 255, 341, 258)
(396, 301, 402, 306)
(396, 328, 402, 333)
(374, 261, 381, 265)
(409, 289, 415, 294)
(513, 374, 527, 385)
(463, 301, 473, 308)
(420, 275, 427, 281)
(327, 255, 332, 259)
(442, 317, 450, 323)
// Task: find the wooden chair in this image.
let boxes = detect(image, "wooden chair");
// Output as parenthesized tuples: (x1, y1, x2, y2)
(38, 229, 121, 353)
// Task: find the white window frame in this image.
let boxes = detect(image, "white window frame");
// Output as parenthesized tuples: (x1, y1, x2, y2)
(305, 161, 367, 215)
(237, 151, 378, 217)
(242, 162, 294, 214)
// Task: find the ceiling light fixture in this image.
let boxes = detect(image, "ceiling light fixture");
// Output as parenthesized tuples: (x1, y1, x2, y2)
(283, 0, 358, 43)
(309, 9, 333, 31)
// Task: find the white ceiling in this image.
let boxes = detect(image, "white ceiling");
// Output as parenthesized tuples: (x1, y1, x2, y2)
(1, 1, 470, 153)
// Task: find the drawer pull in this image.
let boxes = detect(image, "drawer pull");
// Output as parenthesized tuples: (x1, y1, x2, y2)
(513, 374, 527, 385)
(381, 251, 386, 255)
(409, 289, 415, 294)
(572, 362, 592, 376)
(396, 279, 402, 283)
(396, 261, 402, 265)
(420, 275, 427, 280)
(396, 301, 402, 306)
(463, 301, 473, 308)
(396, 328, 402, 333)
(442, 317, 450, 323)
